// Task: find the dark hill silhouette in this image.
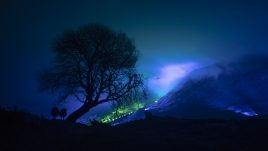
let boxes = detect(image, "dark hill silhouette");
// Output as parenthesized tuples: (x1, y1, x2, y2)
(1, 107, 268, 151)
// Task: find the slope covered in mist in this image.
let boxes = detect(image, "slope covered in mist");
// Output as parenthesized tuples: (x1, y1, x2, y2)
(147, 55, 268, 118)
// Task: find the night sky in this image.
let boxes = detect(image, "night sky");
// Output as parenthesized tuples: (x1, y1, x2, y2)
(1, 0, 268, 117)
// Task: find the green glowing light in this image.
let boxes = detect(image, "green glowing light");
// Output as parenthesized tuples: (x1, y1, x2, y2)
(100, 102, 145, 123)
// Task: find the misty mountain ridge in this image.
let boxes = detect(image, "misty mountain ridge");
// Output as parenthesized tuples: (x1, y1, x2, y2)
(146, 55, 268, 119)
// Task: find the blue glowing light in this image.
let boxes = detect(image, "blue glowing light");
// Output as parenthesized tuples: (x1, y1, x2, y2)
(148, 62, 199, 97)
(227, 106, 258, 117)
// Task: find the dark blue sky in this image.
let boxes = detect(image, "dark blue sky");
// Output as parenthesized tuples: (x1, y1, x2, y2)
(1, 0, 268, 116)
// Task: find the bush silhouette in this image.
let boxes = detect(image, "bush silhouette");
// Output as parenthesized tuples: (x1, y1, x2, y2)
(51, 107, 60, 119)
(59, 108, 67, 120)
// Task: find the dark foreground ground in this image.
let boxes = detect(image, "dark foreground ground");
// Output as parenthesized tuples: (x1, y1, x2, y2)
(1, 108, 268, 151)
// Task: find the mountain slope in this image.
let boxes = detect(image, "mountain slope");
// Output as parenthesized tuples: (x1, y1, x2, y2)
(148, 55, 268, 118)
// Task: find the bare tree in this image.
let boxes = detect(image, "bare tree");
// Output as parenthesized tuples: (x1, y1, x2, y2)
(40, 24, 144, 122)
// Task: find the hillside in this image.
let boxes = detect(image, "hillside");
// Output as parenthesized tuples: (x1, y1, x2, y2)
(1, 108, 268, 151)
(148, 55, 268, 118)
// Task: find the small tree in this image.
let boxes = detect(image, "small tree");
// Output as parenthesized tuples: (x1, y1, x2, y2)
(40, 24, 144, 122)
(51, 107, 60, 119)
(59, 108, 67, 120)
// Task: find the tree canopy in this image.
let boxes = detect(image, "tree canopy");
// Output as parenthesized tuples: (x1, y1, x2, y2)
(40, 24, 144, 122)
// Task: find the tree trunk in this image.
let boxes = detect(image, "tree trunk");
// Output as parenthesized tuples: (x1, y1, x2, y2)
(66, 102, 98, 123)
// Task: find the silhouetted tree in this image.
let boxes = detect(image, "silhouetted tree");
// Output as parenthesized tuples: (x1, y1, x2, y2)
(51, 107, 60, 119)
(59, 108, 67, 120)
(40, 24, 144, 122)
